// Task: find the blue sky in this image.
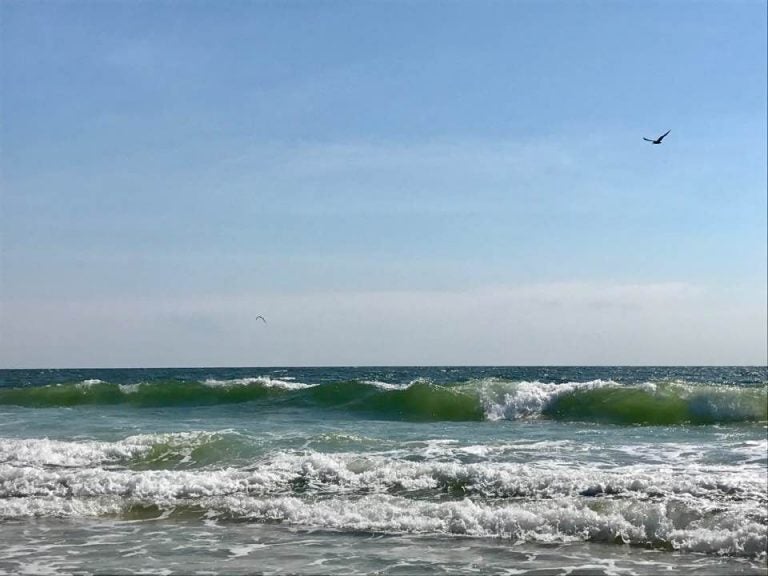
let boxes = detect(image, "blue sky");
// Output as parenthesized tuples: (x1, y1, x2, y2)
(1, 1, 766, 367)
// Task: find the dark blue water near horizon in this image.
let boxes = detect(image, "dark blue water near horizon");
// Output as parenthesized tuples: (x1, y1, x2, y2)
(2, 365, 766, 389)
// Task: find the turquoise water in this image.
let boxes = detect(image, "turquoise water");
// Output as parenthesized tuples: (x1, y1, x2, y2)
(0, 366, 766, 575)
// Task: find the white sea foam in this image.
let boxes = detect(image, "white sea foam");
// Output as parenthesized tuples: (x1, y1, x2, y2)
(472, 379, 616, 420)
(732, 440, 768, 465)
(0, 495, 125, 519)
(0, 431, 237, 468)
(0, 440, 765, 557)
(470, 378, 767, 422)
(1, 434, 765, 558)
(361, 380, 407, 390)
(207, 494, 767, 556)
(118, 383, 142, 394)
(2, 447, 764, 507)
(3, 491, 760, 557)
(0, 438, 147, 468)
(74, 379, 105, 389)
(202, 376, 314, 391)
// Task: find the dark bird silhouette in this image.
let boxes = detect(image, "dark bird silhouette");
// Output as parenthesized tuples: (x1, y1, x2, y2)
(643, 129, 671, 144)
(255, 316, 267, 324)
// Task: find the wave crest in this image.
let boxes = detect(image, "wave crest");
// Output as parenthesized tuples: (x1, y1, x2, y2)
(0, 378, 765, 424)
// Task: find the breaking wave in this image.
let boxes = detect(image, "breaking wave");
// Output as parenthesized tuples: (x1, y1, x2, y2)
(0, 378, 765, 425)
(1, 436, 765, 557)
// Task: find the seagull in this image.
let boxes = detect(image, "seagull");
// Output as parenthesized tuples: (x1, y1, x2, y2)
(255, 316, 267, 324)
(643, 129, 671, 145)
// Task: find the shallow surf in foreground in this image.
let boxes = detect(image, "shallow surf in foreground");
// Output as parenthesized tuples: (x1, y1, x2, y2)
(0, 366, 765, 575)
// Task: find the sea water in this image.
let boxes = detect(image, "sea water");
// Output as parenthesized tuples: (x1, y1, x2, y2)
(0, 366, 765, 575)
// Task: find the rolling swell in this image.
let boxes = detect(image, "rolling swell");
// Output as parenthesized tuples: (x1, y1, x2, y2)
(0, 378, 484, 421)
(542, 382, 768, 425)
(299, 381, 484, 421)
(0, 379, 283, 408)
(0, 377, 765, 424)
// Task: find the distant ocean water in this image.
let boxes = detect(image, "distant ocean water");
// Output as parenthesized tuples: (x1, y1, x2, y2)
(0, 366, 765, 575)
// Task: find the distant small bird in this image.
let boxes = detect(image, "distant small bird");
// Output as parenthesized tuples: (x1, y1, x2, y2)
(643, 129, 671, 145)
(255, 316, 267, 324)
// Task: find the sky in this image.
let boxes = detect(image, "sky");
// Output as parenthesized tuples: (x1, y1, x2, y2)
(1, 0, 766, 367)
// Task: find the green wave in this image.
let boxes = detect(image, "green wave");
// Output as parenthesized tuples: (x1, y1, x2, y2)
(0, 378, 764, 425)
(126, 432, 256, 470)
(544, 383, 768, 425)
(0, 380, 281, 408)
(300, 381, 484, 421)
(0, 379, 483, 421)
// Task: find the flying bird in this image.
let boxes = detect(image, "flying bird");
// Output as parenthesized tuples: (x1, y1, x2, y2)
(643, 129, 671, 144)
(255, 316, 267, 324)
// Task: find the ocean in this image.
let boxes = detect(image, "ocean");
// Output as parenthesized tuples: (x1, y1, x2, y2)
(0, 366, 765, 575)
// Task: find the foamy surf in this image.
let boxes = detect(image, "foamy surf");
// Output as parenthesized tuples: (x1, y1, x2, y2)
(0, 491, 763, 558)
(202, 376, 314, 391)
(2, 446, 765, 504)
(1, 432, 765, 559)
(474, 378, 767, 424)
(1, 366, 765, 574)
